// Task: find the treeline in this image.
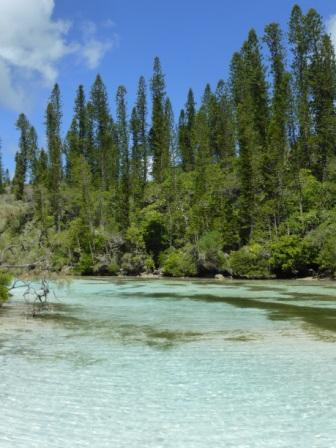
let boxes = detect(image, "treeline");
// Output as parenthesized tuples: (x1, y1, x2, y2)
(1, 4, 336, 278)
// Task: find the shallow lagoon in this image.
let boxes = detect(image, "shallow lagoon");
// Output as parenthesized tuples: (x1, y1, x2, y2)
(0, 278, 336, 447)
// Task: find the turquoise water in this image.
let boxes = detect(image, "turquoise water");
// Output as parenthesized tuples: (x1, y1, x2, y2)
(0, 278, 336, 447)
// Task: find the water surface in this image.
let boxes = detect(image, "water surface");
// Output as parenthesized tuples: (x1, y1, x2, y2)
(0, 278, 335, 447)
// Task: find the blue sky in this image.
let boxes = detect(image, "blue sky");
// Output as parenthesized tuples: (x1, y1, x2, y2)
(1, 0, 335, 173)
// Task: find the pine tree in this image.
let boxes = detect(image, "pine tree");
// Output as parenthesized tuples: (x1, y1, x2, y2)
(75, 85, 88, 159)
(3, 169, 10, 188)
(116, 85, 130, 230)
(178, 89, 196, 171)
(13, 114, 31, 200)
(163, 97, 174, 173)
(12, 151, 25, 200)
(194, 106, 211, 196)
(0, 142, 4, 194)
(90, 75, 116, 190)
(263, 23, 291, 230)
(130, 76, 147, 205)
(309, 32, 336, 180)
(230, 52, 255, 242)
(46, 84, 63, 230)
(213, 80, 236, 168)
(150, 57, 168, 182)
(28, 127, 38, 183)
(66, 85, 89, 181)
(289, 4, 312, 169)
(33, 149, 49, 234)
(242, 29, 269, 163)
(65, 117, 79, 181)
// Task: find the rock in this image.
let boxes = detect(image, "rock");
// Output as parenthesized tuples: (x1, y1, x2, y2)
(140, 272, 161, 278)
(215, 274, 225, 281)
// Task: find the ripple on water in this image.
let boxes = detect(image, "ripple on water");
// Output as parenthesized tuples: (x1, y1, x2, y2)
(0, 278, 336, 448)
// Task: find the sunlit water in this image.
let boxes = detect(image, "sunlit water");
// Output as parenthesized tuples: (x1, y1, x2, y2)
(1, 278, 336, 447)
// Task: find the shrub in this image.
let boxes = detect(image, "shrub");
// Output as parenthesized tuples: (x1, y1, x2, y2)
(229, 244, 271, 279)
(269, 235, 317, 277)
(317, 238, 336, 276)
(121, 253, 146, 275)
(0, 271, 12, 303)
(74, 253, 94, 275)
(198, 231, 229, 275)
(161, 246, 197, 277)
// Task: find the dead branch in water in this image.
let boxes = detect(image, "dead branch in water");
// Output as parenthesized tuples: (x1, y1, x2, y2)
(9, 276, 53, 316)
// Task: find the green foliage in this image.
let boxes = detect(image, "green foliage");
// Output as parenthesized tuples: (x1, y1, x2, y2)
(75, 253, 94, 275)
(121, 253, 146, 275)
(140, 207, 168, 264)
(197, 231, 229, 275)
(161, 246, 197, 277)
(229, 244, 271, 279)
(0, 271, 12, 303)
(3, 7, 336, 280)
(269, 235, 316, 277)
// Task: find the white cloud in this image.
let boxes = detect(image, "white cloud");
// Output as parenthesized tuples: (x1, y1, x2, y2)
(327, 15, 336, 49)
(79, 20, 117, 70)
(81, 39, 113, 70)
(0, 0, 116, 111)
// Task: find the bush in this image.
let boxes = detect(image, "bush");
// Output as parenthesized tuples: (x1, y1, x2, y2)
(0, 271, 12, 303)
(229, 244, 271, 279)
(318, 238, 336, 276)
(198, 231, 229, 275)
(269, 235, 317, 277)
(74, 253, 94, 275)
(121, 253, 146, 275)
(144, 256, 155, 272)
(161, 246, 197, 277)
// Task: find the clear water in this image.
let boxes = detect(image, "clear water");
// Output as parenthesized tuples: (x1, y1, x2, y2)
(0, 278, 336, 447)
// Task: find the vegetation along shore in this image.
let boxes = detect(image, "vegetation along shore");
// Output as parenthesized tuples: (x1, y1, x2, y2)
(1, 5, 336, 280)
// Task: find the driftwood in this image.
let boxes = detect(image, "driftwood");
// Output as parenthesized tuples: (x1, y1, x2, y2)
(10, 277, 52, 316)
(0, 244, 54, 315)
(1, 263, 40, 270)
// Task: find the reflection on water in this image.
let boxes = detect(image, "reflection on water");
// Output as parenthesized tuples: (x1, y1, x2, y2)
(0, 278, 336, 447)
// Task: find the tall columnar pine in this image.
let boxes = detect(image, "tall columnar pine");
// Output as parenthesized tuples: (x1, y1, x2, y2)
(116, 85, 130, 230)
(130, 76, 147, 205)
(194, 104, 211, 196)
(242, 29, 269, 185)
(13, 114, 32, 200)
(213, 80, 236, 168)
(28, 127, 39, 183)
(309, 30, 336, 181)
(178, 89, 196, 171)
(46, 84, 63, 230)
(230, 52, 255, 243)
(0, 143, 4, 194)
(289, 5, 312, 170)
(33, 149, 49, 233)
(89, 75, 116, 190)
(65, 85, 89, 181)
(150, 57, 169, 182)
(231, 29, 270, 240)
(163, 97, 174, 172)
(263, 22, 291, 230)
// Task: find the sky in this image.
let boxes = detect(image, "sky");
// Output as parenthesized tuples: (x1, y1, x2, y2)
(1, 0, 336, 174)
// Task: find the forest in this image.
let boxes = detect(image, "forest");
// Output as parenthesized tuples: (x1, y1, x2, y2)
(0, 4, 336, 280)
